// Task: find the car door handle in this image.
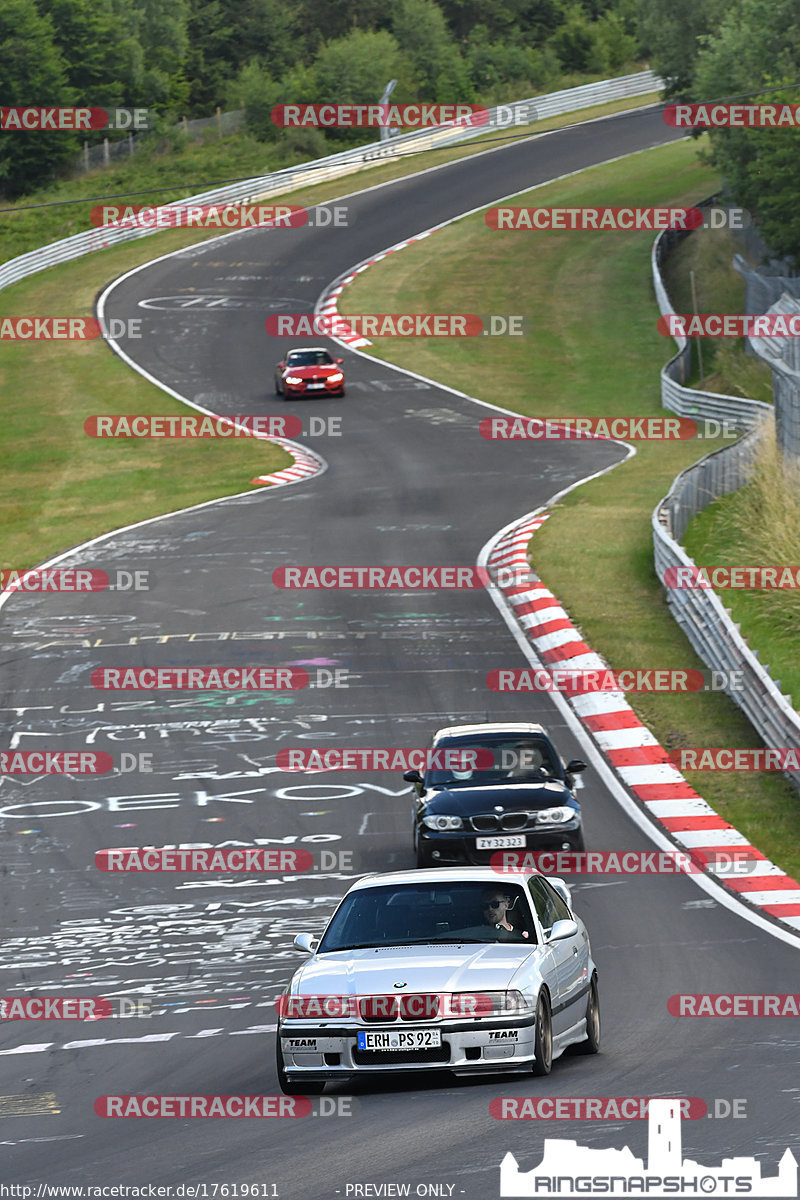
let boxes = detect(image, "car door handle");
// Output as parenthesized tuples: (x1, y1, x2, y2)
(572, 947, 579, 955)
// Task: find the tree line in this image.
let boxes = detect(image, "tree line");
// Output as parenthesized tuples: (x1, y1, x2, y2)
(1, 0, 639, 198)
(641, 0, 800, 264)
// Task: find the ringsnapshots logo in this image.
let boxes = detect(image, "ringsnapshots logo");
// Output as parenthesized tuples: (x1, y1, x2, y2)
(0, 107, 151, 131)
(499, 1098, 798, 1197)
(265, 314, 527, 338)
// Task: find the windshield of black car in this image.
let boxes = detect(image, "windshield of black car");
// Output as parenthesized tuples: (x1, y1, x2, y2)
(287, 351, 333, 367)
(425, 736, 562, 787)
(317, 881, 535, 952)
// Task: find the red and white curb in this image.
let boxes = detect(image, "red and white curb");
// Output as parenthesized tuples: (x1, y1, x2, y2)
(315, 232, 434, 348)
(490, 511, 800, 933)
(250, 435, 324, 487)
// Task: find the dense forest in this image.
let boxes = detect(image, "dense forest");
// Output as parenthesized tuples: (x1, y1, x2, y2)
(642, 0, 800, 264)
(1, 0, 641, 197)
(3, 0, 799, 264)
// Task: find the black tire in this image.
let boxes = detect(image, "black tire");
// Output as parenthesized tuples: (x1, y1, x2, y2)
(575, 976, 600, 1054)
(531, 992, 553, 1076)
(275, 1034, 325, 1095)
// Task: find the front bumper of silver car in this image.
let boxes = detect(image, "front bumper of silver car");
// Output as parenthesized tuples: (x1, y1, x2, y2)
(278, 1015, 537, 1079)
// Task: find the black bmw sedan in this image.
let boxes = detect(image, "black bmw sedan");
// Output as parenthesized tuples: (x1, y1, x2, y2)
(407, 722, 588, 867)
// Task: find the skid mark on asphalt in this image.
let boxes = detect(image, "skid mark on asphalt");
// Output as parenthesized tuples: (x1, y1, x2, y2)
(0, 1094, 60, 1116)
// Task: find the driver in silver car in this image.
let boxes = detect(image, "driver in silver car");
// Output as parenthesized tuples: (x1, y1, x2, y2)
(481, 889, 531, 941)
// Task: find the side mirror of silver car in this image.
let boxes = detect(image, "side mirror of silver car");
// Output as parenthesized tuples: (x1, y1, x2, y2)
(293, 932, 319, 953)
(548, 919, 579, 942)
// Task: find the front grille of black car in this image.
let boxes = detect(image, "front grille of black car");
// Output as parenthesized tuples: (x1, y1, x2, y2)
(352, 1044, 450, 1066)
(468, 812, 540, 832)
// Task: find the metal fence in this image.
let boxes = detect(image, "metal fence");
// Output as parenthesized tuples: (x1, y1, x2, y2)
(1, 69, 662, 297)
(744, 291, 800, 463)
(651, 222, 800, 782)
(74, 109, 245, 174)
(651, 207, 772, 430)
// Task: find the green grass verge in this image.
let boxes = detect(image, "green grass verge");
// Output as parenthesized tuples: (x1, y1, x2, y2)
(339, 137, 800, 881)
(0, 245, 292, 573)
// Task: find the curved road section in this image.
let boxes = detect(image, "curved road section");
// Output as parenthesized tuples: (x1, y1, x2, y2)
(0, 107, 797, 1195)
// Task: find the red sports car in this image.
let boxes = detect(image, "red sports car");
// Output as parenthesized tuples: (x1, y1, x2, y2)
(274, 347, 345, 398)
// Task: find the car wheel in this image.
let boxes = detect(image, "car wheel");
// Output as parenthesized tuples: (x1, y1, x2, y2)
(575, 976, 600, 1054)
(531, 992, 553, 1076)
(275, 1035, 325, 1095)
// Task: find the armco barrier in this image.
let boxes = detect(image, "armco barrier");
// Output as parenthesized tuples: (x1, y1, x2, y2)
(0, 70, 662, 297)
(651, 217, 800, 787)
(652, 203, 772, 431)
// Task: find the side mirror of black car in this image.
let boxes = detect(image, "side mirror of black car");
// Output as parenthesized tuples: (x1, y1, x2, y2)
(566, 759, 588, 774)
(403, 769, 423, 784)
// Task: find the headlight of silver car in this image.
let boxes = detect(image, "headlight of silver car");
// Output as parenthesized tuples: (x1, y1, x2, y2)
(534, 806, 574, 825)
(422, 814, 464, 831)
(445, 990, 534, 1017)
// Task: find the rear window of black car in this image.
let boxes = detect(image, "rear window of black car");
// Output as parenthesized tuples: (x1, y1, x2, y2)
(426, 734, 562, 786)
